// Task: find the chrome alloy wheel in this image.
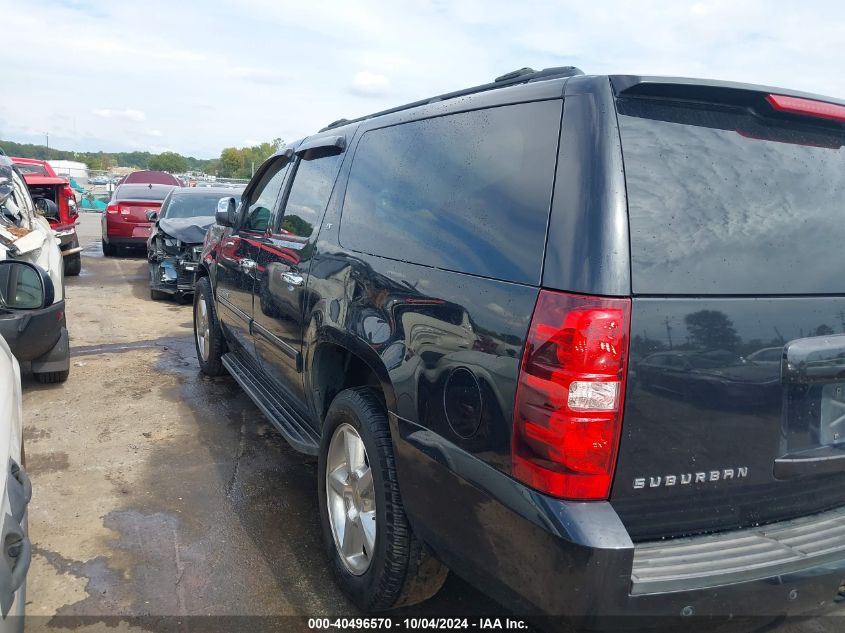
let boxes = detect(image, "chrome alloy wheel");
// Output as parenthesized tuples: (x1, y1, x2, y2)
(195, 296, 210, 362)
(326, 423, 376, 575)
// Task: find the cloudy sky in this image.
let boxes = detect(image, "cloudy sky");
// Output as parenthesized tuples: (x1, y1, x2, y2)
(2, 0, 844, 158)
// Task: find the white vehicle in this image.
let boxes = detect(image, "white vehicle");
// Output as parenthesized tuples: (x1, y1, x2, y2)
(0, 156, 69, 383)
(0, 259, 42, 629)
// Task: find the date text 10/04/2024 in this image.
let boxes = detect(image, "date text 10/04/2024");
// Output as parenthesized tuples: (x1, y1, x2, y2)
(308, 618, 529, 630)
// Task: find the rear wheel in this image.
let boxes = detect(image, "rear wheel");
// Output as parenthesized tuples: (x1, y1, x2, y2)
(102, 240, 116, 257)
(318, 387, 448, 611)
(34, 370, 69, 384)
(193, 276, 227, 376)
(64, 253, 81, 277)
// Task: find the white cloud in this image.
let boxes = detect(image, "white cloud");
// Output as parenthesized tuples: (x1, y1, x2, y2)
(226, 66, 290, 84)
(2, 0, 845, 159)
(92, 108, 146, 121)
(144, 129, 163, 137)
(350, 71, 391, 96)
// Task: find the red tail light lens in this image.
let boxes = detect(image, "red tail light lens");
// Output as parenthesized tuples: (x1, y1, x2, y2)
(62, 186, 78, 218)
(766, 94, 845, 123)
(512, 290, 631, 500)
(106, 204, 119, 215)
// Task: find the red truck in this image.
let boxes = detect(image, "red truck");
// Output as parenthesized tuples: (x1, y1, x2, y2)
(10, 157, 82, 276)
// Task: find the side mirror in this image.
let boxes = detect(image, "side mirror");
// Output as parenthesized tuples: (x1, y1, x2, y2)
(0, 260, 54, 310)
(215, 197, 237, 227)
(146, 210, 158, 222)
(34, 198, 59, 219)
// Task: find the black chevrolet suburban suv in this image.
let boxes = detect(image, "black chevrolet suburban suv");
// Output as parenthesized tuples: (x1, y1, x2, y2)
(194, 67, 845, 627)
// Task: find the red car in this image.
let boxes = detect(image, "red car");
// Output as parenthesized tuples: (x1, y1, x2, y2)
(10, 157, 82, 276)
(101, 183, 176, 255)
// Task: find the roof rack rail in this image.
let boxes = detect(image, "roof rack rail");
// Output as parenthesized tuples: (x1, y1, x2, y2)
(319, 66, 584, 132)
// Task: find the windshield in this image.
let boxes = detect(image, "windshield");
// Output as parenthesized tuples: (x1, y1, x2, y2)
(618, 98, 845, 295)
(162, 193, 239, 219)
(15, 164, 49, 176)
(114, 185, 173, 202)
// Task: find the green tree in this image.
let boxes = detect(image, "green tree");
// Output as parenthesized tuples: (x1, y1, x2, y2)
(218, 147, 244, 178)
(684, 310, 740, 351)
(148, 151, 188, 173)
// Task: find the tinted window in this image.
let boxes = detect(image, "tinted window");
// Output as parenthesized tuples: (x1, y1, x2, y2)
(619, 99, 845, 295)
(243, 159, 289, 232)
(162, 192, 240, 219)
(340, 101, 561, 284)
(278, 150, 341, 238)
(15, 164, 48, 176)
(115, 185, 173, 201)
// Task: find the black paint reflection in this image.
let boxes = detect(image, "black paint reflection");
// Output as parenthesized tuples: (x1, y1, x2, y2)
(614, 296, 845, 540)
(306, 249, 536, 470)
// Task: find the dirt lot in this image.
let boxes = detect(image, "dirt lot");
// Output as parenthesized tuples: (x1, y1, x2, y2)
(19, 214, 845, 633)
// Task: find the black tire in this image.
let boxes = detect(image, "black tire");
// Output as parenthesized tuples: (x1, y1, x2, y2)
(102, 240, 116, 256)
(318, 387, 448, 611)
(64, 253, 81, 277)
(34, 370, 69, 384)
(150, 288, 169, 301)
(193, 276, 227, 376)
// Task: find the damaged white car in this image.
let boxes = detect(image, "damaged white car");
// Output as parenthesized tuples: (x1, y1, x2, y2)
(0, 155, 69, 383)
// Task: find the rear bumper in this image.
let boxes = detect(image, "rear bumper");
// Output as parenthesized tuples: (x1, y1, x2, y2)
(103, 218, 152, 245)
(105, 236, 149, 248)
(390, 415, 845, 627)
(55, 230, 82, 256)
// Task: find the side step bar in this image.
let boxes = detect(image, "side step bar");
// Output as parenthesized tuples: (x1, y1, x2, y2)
(222, 351, 320, 455)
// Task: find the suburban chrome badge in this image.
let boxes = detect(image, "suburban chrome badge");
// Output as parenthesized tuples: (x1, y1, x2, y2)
(633, 467, 748, 489)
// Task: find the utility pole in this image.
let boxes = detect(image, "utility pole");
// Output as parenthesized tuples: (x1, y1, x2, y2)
(663, 317, 673, 350)
(45, 132, 49, 157)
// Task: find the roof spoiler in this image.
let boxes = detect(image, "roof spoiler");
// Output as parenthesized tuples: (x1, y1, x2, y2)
(611, 75, 845, 125)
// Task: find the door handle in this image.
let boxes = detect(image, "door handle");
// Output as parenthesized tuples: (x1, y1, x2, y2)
(240, 259, 257, 273)
(281, 272, 304, 287)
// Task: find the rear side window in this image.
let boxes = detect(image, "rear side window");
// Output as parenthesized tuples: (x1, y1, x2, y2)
(15, 164, 48, 176)
(619, 99, 845, 295)
(339, 100, 562, 284)
(278, 150, 342, 239)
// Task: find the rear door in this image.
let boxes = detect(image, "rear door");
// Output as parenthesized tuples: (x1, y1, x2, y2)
(216, 158, 288, 352)
(610, 87, 845, 541)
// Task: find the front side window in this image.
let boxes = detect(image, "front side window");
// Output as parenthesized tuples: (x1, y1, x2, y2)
(277, 150, 342, 239)
(339, 100, 562, 284)
(243, 159, 289, 233)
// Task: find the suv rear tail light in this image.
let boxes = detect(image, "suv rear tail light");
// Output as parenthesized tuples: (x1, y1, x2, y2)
(512, 290, 631, 500)
(766, 94, 845, 123)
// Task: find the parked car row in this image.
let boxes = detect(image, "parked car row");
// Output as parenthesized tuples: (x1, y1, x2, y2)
(0, 155, 66, 630)
(9, 157, 82, 277)
(0, 156, 70, 385)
